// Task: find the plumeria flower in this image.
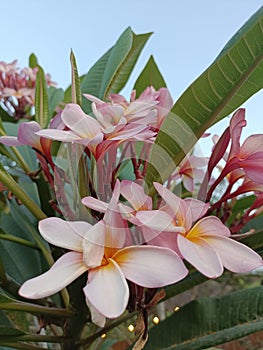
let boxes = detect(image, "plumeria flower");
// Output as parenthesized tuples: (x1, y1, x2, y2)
(85, 90, 158, 126)
(118, 180, 153, 225)
(19, 181, 188, 327)
(0, 60, 55, 119)
(37, 103, 154, 160)
(202, 109, 263, 202)
(85, 85, 173, 130)
(0, 121, 53, 166)
(227, 108, 263, 184)
(3, 87, 34, 104)
(170, 154, 208, 193)
(36, 103, 104, 155)
(135, 86, 173, 129)
(137, 182, 263, 278)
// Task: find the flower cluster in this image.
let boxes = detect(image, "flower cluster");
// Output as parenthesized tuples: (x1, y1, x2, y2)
(2, 85, 262, 328)
(0, 60, 55, 120)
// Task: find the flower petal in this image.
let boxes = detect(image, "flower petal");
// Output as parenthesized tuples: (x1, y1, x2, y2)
(39, 217, 92, 251)
(120, 180, 152, 211)
(113, 245, 188, 287)
(19, 252, 87, 299)
(240, 134, 263, 156)
(18, 121, 42, 149)
(85, 298, 106, 327)
(229, 108, 246, 157)
(205, 235, 263, 273)
(136, 210, 185, 233)
(62, 103, 102, 138)
(154, 182, 192, 230)
(0, 136, 23, 147)
(36, 129, 81, 142)
(184, 198, 209, 222)
(82, 222, 105, 268)
(81, 196, 108, 212)
(177, 234, 223, 278)
(83, 259, 129, 318)
(187, 216, 230, 239)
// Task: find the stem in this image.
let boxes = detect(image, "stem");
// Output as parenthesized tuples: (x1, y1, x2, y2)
(0, 167, 46, 220)
(0, 301, 74, 318)
(10, 146, 31, 173)
(0, 334, 69, 343)
(0, 232, 40, 250)
(0, 342, 47, 350)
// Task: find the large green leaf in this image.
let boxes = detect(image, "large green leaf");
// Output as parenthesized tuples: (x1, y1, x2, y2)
(48, 86, 64, 118)
(80, 49, 112, 113)
(133, 55, 167, 96)
(80, 27, 151, 113)
(69, 50, 82, 106)
(144, 286, 263, 350)
(34, 65, 49, 128)
(145, 7, 263, 188)
(0, 199, 46, 284)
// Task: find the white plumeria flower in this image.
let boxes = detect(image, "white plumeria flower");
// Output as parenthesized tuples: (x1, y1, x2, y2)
(19, 181, 188, 327)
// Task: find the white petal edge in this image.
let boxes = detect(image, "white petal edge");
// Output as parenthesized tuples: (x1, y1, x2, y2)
(39, 217, 92, 251)
(19, 252, 87, 299)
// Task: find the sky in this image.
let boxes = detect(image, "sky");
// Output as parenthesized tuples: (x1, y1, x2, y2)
(1, 0, 262, 150)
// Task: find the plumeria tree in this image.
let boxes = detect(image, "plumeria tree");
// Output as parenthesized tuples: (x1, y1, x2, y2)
(0, 7, 263, 350)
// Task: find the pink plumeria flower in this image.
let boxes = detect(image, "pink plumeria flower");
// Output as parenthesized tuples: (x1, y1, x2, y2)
(86, 85, 173, 130)
(0, 60, 18, 74)
(135, 86, 173, 129)
(85, 95, 157, 144)
(227, 109, 263, 183)
(170, 154, 208, 193)
(19, 181, 188, 327)
(137, 182, 263, 278)
(85, 91, 158, 126)
(118, 180, 153, 225)
(36, 103, 104, 155)
(202, 109, 263, 202)
(37, 103, 154, 160)
(0, 121, 52, 161)
(81, 180, 153, 226)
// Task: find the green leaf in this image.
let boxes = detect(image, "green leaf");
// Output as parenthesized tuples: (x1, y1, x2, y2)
(0, 162, 46, 220)
(0, 327, 25, 337)
(102, 29, 152, 99)
(81, 27, 151, 113)
(48, 86, 64, 117)
(70, 50, 82, 106)
(0, 200, 47, 284)
(133, 55, 167, 96)
(145, 7, 263, 188)
(240, 229, 263, 256)
(63, 74, 85, 105)
(80, 48, 112, 113)
(34, 65, 49, 128)
(144, 286, 263, 350)
(28, 53, 38, 69)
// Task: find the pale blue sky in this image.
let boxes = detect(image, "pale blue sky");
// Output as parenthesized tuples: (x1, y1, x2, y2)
(1, 0, 262, 144)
